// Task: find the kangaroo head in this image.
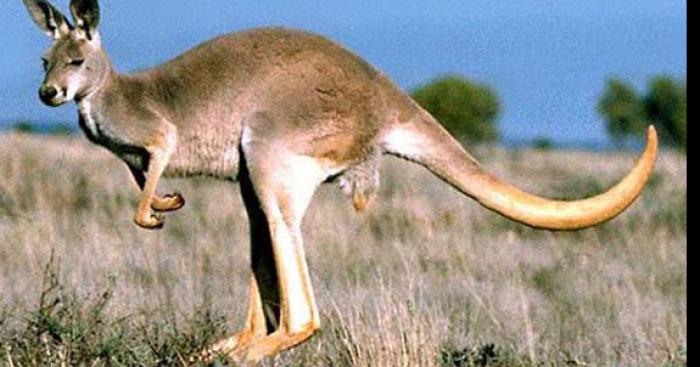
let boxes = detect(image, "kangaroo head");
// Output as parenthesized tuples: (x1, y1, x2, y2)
(23, 0, 109, 107)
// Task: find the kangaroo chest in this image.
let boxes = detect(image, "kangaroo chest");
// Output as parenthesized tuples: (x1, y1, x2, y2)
(77, 107, 102, 143)
(77, 103, 149, 170)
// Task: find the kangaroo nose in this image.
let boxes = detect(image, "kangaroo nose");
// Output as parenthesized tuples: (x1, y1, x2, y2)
(39, 85, 59, 105)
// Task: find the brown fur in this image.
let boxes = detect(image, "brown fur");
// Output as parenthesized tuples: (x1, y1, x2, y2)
(23, 0, 656, 363)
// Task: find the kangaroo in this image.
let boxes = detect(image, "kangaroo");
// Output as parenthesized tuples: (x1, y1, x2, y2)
(22, 0, 658, 363)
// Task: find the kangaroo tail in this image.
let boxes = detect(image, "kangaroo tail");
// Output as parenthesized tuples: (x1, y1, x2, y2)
(380, 112, 658, 230)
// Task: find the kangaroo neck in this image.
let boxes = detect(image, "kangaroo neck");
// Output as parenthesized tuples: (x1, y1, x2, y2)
(76, 67, 113, 107)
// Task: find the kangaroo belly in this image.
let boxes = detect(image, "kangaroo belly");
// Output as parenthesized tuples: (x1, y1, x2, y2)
(164, 130, 240, 180)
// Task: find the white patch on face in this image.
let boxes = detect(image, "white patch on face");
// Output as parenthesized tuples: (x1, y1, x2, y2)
(64, 74, 83, 102)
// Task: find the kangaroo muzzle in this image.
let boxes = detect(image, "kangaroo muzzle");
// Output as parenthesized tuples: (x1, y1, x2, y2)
(39, 84, 67, 107)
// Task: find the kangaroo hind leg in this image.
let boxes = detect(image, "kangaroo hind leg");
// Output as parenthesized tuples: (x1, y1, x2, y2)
(231, 150, 325, 363)
(220, 118, 326, 363)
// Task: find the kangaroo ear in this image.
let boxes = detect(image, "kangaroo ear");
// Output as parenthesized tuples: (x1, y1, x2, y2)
(22, 0, 72, 39)
(70, 0, 100, 41)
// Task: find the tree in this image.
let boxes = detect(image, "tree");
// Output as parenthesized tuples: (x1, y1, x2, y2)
(645, 76, 687, 151)
(411, 75, 500, 143)
(598, 76, 686, 151)
(597, 79, 645, 145)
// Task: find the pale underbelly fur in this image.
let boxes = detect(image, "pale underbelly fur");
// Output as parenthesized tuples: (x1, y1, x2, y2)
(164, 135, 240, 180)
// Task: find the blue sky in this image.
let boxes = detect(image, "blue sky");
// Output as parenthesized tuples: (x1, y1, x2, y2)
(0, 0, 686, 146)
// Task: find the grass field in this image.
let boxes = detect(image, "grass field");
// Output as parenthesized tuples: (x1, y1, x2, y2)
(0, 133, 686, 366)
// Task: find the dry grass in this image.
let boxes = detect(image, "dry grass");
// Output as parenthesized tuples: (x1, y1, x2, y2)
(0, 133, 686, 366)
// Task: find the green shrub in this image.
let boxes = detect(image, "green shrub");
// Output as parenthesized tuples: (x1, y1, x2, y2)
(411, 75, 501, 143)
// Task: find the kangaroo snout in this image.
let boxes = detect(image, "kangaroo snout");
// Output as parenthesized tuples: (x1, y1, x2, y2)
(39, 84, 66, 107)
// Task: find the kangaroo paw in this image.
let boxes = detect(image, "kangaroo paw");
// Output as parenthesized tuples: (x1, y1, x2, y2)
(151, 192, 185, 212)
(134, 213, 165, 230)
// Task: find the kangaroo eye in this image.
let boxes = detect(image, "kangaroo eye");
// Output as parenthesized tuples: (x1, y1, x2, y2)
(68, 59, 85, 67)
(41, 58, 50, 71)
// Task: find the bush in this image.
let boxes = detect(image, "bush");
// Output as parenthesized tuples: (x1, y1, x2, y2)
(531, 137, 555, 150)
(645, 76, 687, 151)
(597, 79, 645, 144)
(12, 121, 38, 134)
(598, 76, 686, 151)
(411, 75, 501, 143)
